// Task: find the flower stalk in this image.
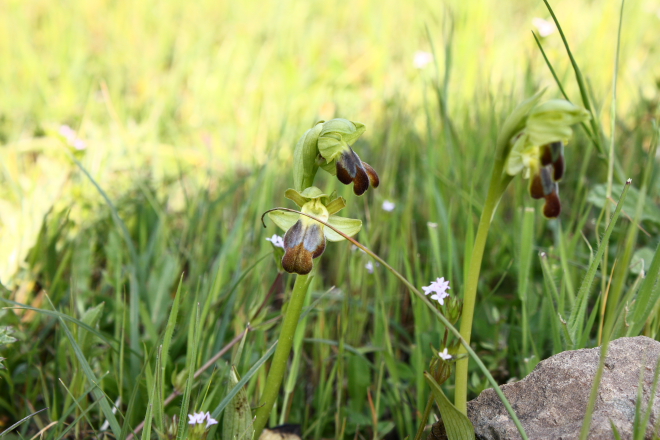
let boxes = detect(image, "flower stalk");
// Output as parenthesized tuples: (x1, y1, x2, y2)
(454, 166, 509, 413)
(253, 273, 313, 438)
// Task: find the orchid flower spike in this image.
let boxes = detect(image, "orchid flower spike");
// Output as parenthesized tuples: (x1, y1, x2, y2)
(317, 119, 379, 195)
(268, 187, 362, 274)
(503, 97, 590, 218)
(292, 119, 379, 195)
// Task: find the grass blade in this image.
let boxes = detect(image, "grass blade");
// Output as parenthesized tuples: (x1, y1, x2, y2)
(0, 408, 48, 437)
(58, 316, 122, 438)
(568, 180, 631, 346)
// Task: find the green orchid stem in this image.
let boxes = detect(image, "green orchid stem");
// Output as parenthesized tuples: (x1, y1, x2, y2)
(455, 168, 509, 414)
(253, 273, 312, 439)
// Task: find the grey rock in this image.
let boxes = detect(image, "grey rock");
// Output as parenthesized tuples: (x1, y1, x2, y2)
(466, 336, 660, 439)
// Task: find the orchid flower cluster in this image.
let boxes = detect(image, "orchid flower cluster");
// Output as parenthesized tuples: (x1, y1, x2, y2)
(267, 119, 379, 275)
(500, 92, 590, 217)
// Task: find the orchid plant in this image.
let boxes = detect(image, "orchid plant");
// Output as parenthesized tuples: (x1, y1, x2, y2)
(253, 118, 378, 438)
(454, 91, 590, 413)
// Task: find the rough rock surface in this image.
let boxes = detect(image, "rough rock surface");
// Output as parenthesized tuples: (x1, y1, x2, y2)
(466, 336, 660, 439)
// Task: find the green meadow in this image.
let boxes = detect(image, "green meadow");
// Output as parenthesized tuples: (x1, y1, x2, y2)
(1, 0, 659, 438)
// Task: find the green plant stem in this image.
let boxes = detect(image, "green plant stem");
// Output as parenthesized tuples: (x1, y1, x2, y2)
(413, 395, 434, 440)
(253, 274, 312, 439)
(455, 170, 506, 414)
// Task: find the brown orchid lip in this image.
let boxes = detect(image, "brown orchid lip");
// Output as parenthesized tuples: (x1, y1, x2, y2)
(336, 148, 379, 196)
(530, 173, 545, 199)
(543, 190, 561, 218)
(281, 220, 326, 275)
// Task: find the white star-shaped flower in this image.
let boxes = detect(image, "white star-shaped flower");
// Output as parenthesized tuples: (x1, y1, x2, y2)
(422, 277, 451, 305)
(265, 234, 284, 249)
(382, 200, 396, 212)
(439, 348, 452, 360)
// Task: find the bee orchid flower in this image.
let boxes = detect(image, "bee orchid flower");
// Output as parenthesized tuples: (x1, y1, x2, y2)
(316, 119, 379, 195)
(268, 186, 362, 274)
(504, 99, 590, 217)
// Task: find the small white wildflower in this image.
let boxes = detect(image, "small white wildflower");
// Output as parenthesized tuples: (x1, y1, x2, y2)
(532, 17, 556, 37)
(382, 200, 396, 212)
(439, 348, 452, 360)
(422, 277, 451, 305)
(351, 244, 366, 254)
(427, 222, 438, 228)
(59, 125, 76, 141)
(204, 413, 218, 428)
(59, 124, 87, 150)
(413, 51, 434, 69)
(188, 411, 218, 428)
(72, 139, 87, 150)
(365, 261, 374, 274)
(265, 234, 284, 249)
(188, 412, 204, 425)
(430, 291, 449, 305)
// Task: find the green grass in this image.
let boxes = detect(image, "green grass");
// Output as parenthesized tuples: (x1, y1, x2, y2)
(1, 0, 660, 438)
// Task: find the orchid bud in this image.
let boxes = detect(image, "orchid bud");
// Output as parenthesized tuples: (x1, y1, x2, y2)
(293, 121, 324, 191)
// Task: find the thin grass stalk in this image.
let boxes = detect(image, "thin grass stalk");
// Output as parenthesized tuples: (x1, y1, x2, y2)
(579, 180, 631, 440)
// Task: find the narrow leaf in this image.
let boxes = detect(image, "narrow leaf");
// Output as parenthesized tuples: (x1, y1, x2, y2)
(424, 372, 475, 440)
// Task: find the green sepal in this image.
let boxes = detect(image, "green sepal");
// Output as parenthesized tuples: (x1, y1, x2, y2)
(268, 210, 299, 232)
(319, 158, 337, 175)
(496, 89, 546, 163)
(318, 118, 366, 164)
(424, 372, 475, 440)
(526, 99, 590, 146)
(325, 197, 346, 215)
(293, 121, 324, 191)
(285, 187, 328, 207)
(325, 216, 362, 242)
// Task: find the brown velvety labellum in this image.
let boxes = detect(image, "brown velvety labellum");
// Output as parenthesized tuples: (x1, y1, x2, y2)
(540, 144, 553, 166)
(281, 221, 327, 274)
(543, 191, 561, 218)
(336, 149, 371, 195)
(529, 173, 545, 199)
(352, 168, 369, 195)
(282, 243, 314, 274)
(362, 162, 379, 188)
(336, 153, 357, 185)
(553, 155, 565, 181)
